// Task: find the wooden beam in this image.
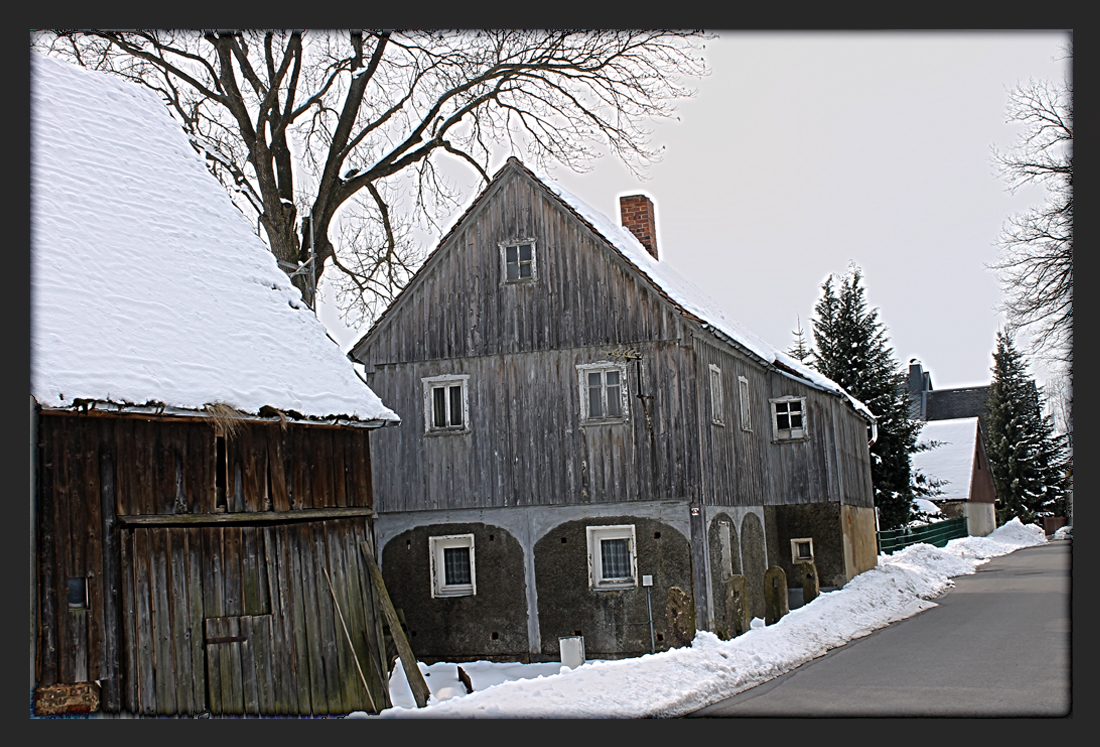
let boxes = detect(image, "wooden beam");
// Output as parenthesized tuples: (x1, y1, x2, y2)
(359, 541, 430, 709)
(117, 507, 374, 527)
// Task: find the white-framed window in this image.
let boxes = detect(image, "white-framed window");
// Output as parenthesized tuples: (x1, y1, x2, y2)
(422, 374, 470, 434)
(577, 362, 629, 423)
(770, 395, 807, 441)
(709, 364, 724, 426)
(791, 537, 814, 563)
(586, 525, 637, 590)
(738, 376, 751, 431)
(429, 534, 476, 597)
(500, 239, 536, 283)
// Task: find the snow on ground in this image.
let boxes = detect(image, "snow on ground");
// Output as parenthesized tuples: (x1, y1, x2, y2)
(352, 519, 1047, 719)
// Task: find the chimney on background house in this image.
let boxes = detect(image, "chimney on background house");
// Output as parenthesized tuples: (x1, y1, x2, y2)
(619, 194, 658, 260)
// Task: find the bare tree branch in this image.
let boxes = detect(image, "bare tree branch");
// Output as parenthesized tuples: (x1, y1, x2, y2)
(32, 29, 710, 322)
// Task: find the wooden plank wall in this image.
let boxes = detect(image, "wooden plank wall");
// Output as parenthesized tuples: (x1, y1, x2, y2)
(368, 338, 700, 513)
(693, 337, 875, 510)
(357, 170, 686, 371)
(35, 412, 388, 715)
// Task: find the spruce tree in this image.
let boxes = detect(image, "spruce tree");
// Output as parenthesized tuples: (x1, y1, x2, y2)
(984, 330, 1069, 524)
(810, 266, 922, 530)
(787, 315, 812, 363)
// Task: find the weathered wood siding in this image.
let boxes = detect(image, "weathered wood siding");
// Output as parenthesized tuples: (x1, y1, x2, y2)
(34, 411, 388, 715)
(693, 337, 875, 510)
(356, 164, 872, 516)
(354, 169, 687, 370)
(368, 340, 699, 512)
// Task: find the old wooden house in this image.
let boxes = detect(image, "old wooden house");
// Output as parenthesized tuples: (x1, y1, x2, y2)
(349, 157, 879, 662)
(30, 54, 400, 716)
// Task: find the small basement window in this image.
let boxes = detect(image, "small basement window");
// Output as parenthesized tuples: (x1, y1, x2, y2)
(791, 538, 814, 563)
(429, 534, 476, 598)
(586, 525, 638, 590)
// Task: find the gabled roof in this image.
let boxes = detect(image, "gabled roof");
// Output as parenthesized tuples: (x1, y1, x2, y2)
(30, 53, 398, 426)
(354, 157, 872, 421)
(911, 417, 981, 502)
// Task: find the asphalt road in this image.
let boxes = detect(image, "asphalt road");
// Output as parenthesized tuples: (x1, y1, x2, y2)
(691, 540, 1071, 718)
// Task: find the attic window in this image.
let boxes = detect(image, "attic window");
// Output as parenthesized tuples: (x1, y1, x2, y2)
(501, 240, 536, 283)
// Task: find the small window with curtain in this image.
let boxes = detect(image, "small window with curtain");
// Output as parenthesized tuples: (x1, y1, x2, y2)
(422, 374, 470, 434)
(586, 525, 637, 590)
(429, 534, 476, 597)
(501, 240, 536, 283)
(577, 362, 629, 424)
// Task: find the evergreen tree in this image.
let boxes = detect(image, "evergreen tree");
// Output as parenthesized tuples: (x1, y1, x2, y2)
(810, 266, 923, 530)
(787, 315, 812, 363)
(984, 330, 1069, 524)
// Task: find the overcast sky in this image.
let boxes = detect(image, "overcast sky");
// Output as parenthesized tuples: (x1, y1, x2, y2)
(322, 31, 1071, 391)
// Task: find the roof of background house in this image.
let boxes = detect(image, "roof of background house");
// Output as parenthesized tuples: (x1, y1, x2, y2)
(911, 417, 980, 502)
(355, 157, 873, 423)
(30, 53, 398, 426)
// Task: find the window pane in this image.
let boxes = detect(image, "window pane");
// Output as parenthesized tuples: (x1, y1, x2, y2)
(443, 547, 471, 585)
(519, 263, 532, 278)
(601, 538, 631, 579)
(506, 245, 518, 263)
(449, 385, 463, 427)
(588, 372, 603, 417)
(433, 387, 447, 428)
(790, 412, 802, 429)
(606, 381, 621, 417)
(519, 243, 532, 261)
(506, 262, 519, 280)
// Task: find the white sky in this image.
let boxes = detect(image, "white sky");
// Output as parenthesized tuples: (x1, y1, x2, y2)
(350, 518, 1049, 718)
(319, 31, 1071, 391)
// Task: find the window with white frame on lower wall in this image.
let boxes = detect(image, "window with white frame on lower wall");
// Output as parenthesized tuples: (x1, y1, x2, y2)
(577, 362, 629, 423)
(586, 524, 637, 590)
(790, 537, 814, 563)
(738, 376, 751, 431)
(422, 374, 470, 434)
(429, 534, 476, 597)
(709, 364, 724, 426)
(770, 395, 807, 441)
(500, 240, 536, 283)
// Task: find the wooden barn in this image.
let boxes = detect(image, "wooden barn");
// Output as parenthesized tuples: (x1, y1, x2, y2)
(349, 157, 879, 662)
(30, 54, 400, 716)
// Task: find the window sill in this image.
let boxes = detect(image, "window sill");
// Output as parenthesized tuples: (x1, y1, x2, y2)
(434, 588, 475, 598)
(425, 427, 471, 437)
(581, 418, 628, 427)
(593, 581, 637, 591)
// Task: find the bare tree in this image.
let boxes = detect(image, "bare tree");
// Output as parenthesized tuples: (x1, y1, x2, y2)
(32, 30, 708, 325)
(989, 39, 1072, 373)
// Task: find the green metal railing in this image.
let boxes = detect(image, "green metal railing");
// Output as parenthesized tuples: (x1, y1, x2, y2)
(877, 516, 969, 554)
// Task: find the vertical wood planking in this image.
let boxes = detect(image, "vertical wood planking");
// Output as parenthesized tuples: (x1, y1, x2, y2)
(150, 528, 176, 713)
(167, 529, 194, 714)
(185, 528, 206, 712)
(132, 529, 156, 714)
(268, 427, 290, 512)
(98, 433, 121, 711)
(36, 416, 59, 687)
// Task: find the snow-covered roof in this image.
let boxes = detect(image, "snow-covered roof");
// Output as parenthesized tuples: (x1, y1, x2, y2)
(30, 53, 398, 425)
(911, 417, 980, 501)
(537, 173, 872, 419)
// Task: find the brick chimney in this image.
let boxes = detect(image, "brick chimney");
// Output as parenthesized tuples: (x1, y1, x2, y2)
(619, 194, 658, 260)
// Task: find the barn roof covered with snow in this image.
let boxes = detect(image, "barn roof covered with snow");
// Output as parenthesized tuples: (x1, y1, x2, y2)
(30, 53, 398, 426)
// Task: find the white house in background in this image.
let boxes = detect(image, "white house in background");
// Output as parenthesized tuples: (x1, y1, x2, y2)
(911, 417, 997, 537)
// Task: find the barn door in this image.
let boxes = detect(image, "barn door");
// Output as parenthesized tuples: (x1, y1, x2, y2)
(204, 614, 276, 714)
